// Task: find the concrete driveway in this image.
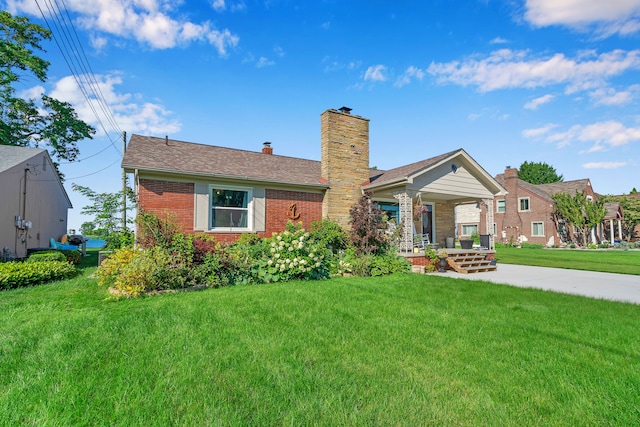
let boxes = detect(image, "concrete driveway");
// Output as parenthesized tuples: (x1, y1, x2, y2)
(436, 264, 640, 305)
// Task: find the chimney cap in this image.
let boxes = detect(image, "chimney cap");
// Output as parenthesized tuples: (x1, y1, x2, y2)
(338, 106, 352, 114)
(263, 141, 272, 147)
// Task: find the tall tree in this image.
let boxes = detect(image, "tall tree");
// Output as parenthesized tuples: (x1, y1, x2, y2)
(0, 11, 94, 167)
(552, 191, 606, 246)
(518, 161, 563, 184)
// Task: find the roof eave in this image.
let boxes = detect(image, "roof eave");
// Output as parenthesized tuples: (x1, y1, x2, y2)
(123, 164, 329, 190)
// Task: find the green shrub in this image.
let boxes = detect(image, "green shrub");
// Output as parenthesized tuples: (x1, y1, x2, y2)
(60, 249, 82, 264)
(520, 242, 543, 249)
(0, 260, 76, 289)
(105, 230, 134, 249)
(335, 249, 410, 277)
(309, 219, 349, 254)
(26, 250, 67, 263)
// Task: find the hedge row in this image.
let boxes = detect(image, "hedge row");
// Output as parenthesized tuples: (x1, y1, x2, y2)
(0, 261, 77, 290)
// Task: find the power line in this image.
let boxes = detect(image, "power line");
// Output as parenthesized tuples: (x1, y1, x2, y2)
(34, 0, 123, 157)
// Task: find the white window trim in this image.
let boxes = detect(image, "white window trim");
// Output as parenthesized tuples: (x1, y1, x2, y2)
(496, 199, 506, 213)
(518, 197, 530, 212)
(532, 221, 544, 237)
(209, 184, 254, 232)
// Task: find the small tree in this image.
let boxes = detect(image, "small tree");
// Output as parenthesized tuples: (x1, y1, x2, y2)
(518, 161, 563, 184)
(349, 192, 389, 255)
(552, 191, 606, 246)
(72, 184, 137, 234)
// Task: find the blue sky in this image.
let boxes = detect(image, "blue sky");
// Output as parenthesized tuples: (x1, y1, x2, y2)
(4, 0, 640, 230)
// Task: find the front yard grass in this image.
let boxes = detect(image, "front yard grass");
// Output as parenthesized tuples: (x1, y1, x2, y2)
(496, 246, 640, 275)
(1, 261, 639, 425)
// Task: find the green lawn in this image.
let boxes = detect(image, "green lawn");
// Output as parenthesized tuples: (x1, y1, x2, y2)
(496, 246, 640, 275)
(1, 253, 639, 425)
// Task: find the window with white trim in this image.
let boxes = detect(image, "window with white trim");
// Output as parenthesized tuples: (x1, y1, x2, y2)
(518, 197, 530, 212)
(496, 199, 506, 213)
(461, 224, 478, 236)
(532, 222, 544, 236)
(210, 187, 252, 230)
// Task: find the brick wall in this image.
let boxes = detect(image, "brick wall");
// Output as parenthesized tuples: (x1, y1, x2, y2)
(138, 178, 194, 233)
(264, 189, 323, 235)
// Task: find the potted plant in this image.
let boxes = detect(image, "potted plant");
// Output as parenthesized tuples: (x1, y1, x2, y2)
(436, 248, 448, 272)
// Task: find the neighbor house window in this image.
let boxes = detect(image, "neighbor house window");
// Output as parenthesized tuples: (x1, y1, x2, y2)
(461, 224, 478, 236)
(518, 197, 530, 212)
(210, 187, 252, 230)
(496, 199, 505, 213)
(532, 222, 544, 236)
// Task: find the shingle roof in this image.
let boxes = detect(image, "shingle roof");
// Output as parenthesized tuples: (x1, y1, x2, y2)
(366, 149, 462, 187)
(0, 145, 44, 173)
(604, 202, 623, 220)
(494, 174, 591, 201)
(122, 135, 327, 188)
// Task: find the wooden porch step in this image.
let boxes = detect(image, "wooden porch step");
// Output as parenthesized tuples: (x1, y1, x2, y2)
(446, 257, 497, 274)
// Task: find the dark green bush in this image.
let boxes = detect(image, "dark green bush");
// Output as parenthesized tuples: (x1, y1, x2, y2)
(520, 242, 544, 249)
(26, 250, 66, 263)
(336, 249, 410, 277)
(0, 261, 76, 289)
(60, 249, 82, 264)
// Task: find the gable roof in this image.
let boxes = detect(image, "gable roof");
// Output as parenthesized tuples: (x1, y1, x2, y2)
(0, 145, 44, 173)
(366, 149, 460, 188)
(494, 174, 592, 201)
(122, 135, 327, 188)
(0, 145, 72, 208)
(604, 202, 624, 220)
(364, 148, 505, 195)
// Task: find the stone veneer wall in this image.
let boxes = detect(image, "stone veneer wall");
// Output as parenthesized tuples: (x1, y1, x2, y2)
(321, 109, 370, 230)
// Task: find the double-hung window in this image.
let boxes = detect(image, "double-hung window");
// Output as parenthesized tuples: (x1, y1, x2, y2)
(210, 187, 252, 230)
(532, 222, 544, 237)
(518, 197, 530, 212)
(496, 199, 506, 213)
(462, 224, 478, 236)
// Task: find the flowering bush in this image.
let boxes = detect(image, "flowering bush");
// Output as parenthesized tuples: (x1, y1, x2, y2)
(260, 227, 331, 282)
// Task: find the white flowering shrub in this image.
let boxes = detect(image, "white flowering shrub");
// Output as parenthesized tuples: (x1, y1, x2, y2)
(259, 227, 331, 282)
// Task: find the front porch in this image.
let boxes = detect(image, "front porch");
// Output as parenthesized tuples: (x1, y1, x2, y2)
(403, 248, 497, 274)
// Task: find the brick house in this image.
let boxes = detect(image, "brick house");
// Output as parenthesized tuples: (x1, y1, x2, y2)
(457, 166, 602, 246)
(122, 107, 505, 249)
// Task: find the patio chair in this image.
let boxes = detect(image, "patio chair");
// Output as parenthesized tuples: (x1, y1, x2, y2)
(50, 237, 79, 251)
(412, 224, 430, 250)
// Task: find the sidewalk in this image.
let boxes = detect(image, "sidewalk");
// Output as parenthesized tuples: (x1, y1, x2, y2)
(435, 264, 640, 305)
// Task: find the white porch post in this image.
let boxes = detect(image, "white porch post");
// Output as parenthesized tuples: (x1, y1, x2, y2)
(618, 220, 623, 240)
(609, 219, 614, 242)
(393, 191, 413, 252)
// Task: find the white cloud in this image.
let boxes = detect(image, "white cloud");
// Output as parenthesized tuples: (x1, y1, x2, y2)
(522, 123, 558, 138)
(582, 161, 627, 169)
(427, 49, 640, 94)
(47, 73, 181, 136)
(525, 120, 640, 151)
(212, 0, 225, 11)
(524, 0, 640, 36)
(395, 66, 425, 87)
(256, 57, 274, 68)
(490, 37, 509, 44)
(589, 84, 640, 105)
(364, 65, 388, 82)
(8, 0, 239, 54)
(524, 94, 555, 109)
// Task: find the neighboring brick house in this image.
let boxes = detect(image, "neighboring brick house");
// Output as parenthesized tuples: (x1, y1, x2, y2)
(122, 107, 505, 249)
(456, 167, 600, 246)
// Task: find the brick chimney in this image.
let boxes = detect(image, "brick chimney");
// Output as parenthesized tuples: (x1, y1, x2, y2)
(321, 107, 370, 229)
(262, 141, 273, 155)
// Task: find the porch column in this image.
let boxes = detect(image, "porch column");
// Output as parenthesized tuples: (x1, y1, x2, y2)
(393, 191, 413, 252)
(609, 219, 614, 242)
(618, 220, 623, 240)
